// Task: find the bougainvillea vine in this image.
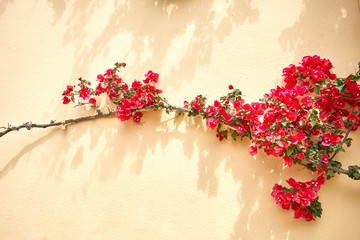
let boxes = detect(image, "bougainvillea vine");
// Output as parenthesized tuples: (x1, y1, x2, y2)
(2, 56, 360, 221)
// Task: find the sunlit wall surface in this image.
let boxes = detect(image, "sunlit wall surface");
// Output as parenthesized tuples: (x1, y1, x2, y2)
(0, 1, 359, 239)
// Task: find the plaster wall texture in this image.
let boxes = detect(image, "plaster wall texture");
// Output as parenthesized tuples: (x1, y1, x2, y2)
(0, 0, 360, 239)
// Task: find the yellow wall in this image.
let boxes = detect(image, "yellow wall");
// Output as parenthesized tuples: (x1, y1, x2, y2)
(0, 1, 360, 239)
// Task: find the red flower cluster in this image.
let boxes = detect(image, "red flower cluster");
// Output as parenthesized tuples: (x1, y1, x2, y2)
(61, 57, 360, 221)
(271, 176, 325, 221)
(97, 68, 163, 122)
(143, 70, 159, 84)
(62, 85, 74, 104)
(321, 133, 343, 146)
(62, 63, 164, 123)
(283, 55, 336, 89)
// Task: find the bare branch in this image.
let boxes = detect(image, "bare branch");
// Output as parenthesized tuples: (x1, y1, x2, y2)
(0, 103, 357, 180)
(0, 110, 117, 138)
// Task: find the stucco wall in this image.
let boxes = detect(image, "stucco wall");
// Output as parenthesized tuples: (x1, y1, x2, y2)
(0, 1, 360, 239)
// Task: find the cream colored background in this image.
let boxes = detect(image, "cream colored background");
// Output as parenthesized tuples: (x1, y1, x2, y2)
(0, 1, 360, 239)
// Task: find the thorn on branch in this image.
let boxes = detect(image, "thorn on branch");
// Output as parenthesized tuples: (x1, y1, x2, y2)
(25, 122, 32, 130)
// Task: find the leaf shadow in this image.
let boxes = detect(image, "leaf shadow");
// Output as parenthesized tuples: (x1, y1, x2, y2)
(56, 0, 259, 90)
(278, 0, 360, 71)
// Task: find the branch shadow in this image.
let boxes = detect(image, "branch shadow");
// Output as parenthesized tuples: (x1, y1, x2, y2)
(2, 108, 356, 239)
(80, 110, 300, 239)
(278, 0, 360, 70)
(47, 0, 66, 25)
(0, 0, 13, 17)
(0, 130, 57, 179)
(54, 0, 258, 89)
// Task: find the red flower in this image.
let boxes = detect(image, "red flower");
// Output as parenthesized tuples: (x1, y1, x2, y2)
(303, 211, 315, 222)
(66, 85, 74, 94)
(105, 69, 113, 77)
(285, 191, 300, 203)
(249, 146, 258, 156)
(286, 178, 300, 190)
(300, 188, 317, 201)
(216, 132, 225, 141)
(214, 100, 222, 108)
(352, 87, 360, 99)
(301, 96, 313, 108)
(288, 133, 307, 144)
(89, 98, 96, 105)
(316, 176, 326, 185)
(143, 70, 159, 84)
(131, 80, 142, 89)
(233, 99, 243, 110)
(206, 118, 220, 129)
(321, 134, 332, 146)
(97, 74, 104, 82)
(95, 83, 105, 95)
(80, 87, 90, 100)
(315, 166, 327, 175)
(136, 100, 145, 109)
(62, 96, 71, 104)
(235, 124, 246, 134)
(331, 134, 343, 144)
(287, 112, 297, 121)
(228, 85, 234, 90)
(283, 156, 293, 167)
(132, 112, 143, 122)
(222, 114, 232, 123)
(321, 154, 328, 164)
(297, 152, 305, 160)
(206, 106, 216, 116)
(271, 145, 284, 157)
(116, 104, 132, 122)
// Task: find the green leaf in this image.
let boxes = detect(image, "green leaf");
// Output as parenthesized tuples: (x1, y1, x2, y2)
(224, 130, 228, 140)
(231, 131, 238, 141)
(282, 117, 289, 125)
(314, 86, 320, 94)
(347, 74, 360, 81)
(306, 163, 317, 172)
(277, 141, 284, 148)
(335, 84, 346, 92)
(353, 76, 360, 81)
(285, 145, 296, 157)
(331, 143, 345, 153)
(310, 119, 317, 127)
(348, 165, 360, 180)
(344, 138, 352, 147)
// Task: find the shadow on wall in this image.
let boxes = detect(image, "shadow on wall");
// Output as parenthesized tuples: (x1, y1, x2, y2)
(47, 0, 66, 24)
(47, 0, 258, 89)
(0, 130, 58, 179)
(279, 0, 360, 70)
(0, 108, 296, 238)
(5, 106, 360, 238)
(0, 0, 13, 16)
